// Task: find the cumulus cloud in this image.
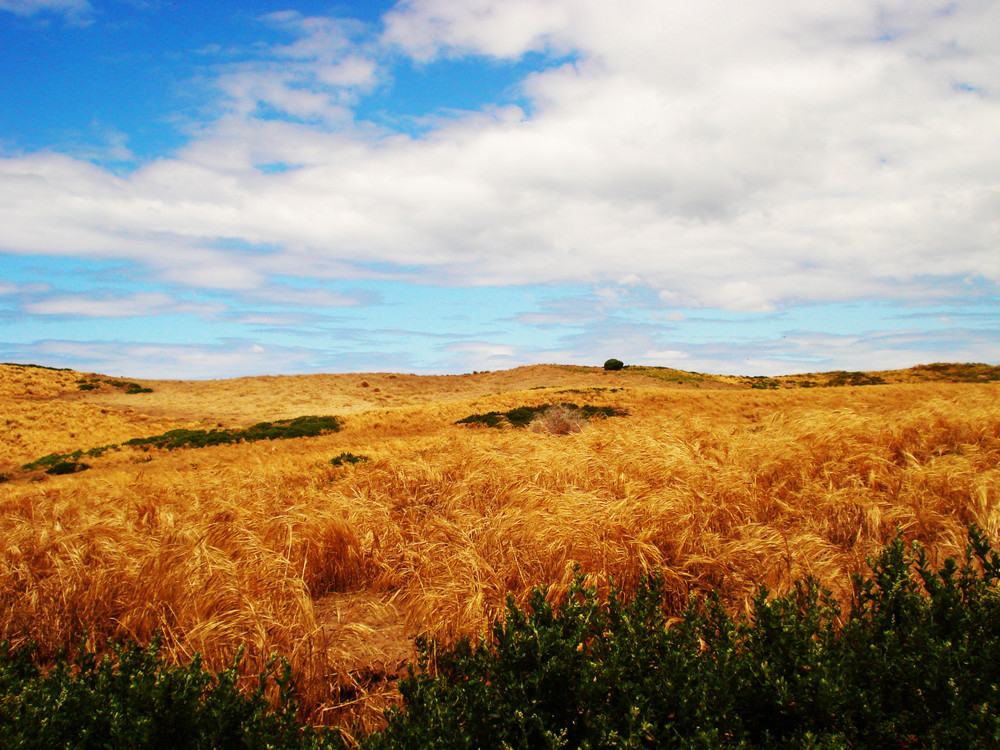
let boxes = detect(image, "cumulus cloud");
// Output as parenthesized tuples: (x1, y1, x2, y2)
(1, 0, 998, 376)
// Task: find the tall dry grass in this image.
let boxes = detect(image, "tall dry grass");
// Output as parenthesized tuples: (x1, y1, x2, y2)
(1, 364, 999, 731)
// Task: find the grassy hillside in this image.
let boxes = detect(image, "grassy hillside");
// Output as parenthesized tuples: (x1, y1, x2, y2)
(1, 361, 999, 733)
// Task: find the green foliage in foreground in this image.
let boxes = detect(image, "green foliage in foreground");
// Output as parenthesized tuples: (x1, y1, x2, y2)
(21, 416, 343, 472)
(3, 532, 998, 748)
(456, 403, 627, 429)
(0, 638, 335, 750)
(364, 529, 1000, 749)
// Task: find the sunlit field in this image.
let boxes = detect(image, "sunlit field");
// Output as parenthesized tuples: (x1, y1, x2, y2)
(2, 362, 998, 733)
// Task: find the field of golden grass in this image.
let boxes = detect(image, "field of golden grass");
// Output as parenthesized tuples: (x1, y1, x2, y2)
(1, 361, 999, 734)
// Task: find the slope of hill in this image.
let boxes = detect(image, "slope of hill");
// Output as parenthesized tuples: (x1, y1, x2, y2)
(1, 361, 999, 731)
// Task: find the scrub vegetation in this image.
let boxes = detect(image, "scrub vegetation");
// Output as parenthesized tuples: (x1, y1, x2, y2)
(1, 361, 998, 745)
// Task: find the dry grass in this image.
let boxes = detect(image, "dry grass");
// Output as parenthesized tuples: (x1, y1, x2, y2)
(528, 404, 589, 435)
(1, 362, 999, 732)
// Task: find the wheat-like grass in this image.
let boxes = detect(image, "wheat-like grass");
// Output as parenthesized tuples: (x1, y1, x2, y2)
(1, 363, 998, 730)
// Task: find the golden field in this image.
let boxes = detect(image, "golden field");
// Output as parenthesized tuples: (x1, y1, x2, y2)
(1, 361, 999, 733)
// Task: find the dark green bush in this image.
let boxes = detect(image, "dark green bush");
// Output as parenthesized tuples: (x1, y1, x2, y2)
(603, 358, 625, 371)
(330, 452, 370, 466)
(21, 417, 343, 475)
(75, 377, 154, 394)
(362, 529, 1000, 749)
(44, 461, 89, 475)
(0, 638, 338, 749)
(124, 416, 342, 451)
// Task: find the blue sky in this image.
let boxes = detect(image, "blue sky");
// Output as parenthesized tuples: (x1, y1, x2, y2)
(1, 0, 998, 378)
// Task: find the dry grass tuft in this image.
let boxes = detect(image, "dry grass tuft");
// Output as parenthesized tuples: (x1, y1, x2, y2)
(527, 405, 588, 435)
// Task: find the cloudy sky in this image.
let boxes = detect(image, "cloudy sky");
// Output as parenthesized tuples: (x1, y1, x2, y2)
(1, 0, 998, 378)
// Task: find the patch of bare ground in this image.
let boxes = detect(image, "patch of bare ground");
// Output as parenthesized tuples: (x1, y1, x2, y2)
(312, 591, 415, 728)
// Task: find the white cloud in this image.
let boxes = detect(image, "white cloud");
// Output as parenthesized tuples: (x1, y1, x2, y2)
(24, 292, 221, 318)
(1, 0, 998, 321)
(439, 340, 525, 371)
(14, 339, 321, 379)
(383, 0, 575, 60)
(0, 0, 91, 22)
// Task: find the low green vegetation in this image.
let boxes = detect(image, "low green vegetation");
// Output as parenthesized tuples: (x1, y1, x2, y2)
(456, 403, 627, 429)
(0, 638, 333, 749)
(623, 366, 710, 384)
(76, 377, 153, 394)
(330, 452, 370, 466)
(906, 362, 1000, 382)
(736, 363, 1000, 389)
(22, 446, 118, 471)
(363, 529, 1000, 748)
(125, 416, 343, 451)
(555, 387, 622, 395)
(44, 461, 90, 476)
(824, 370, 887, 387)
(1, 362, 71, 371)
(20, 416, 343, 474)
(2, 531, 998, 747)
(603, 358, 625, 371)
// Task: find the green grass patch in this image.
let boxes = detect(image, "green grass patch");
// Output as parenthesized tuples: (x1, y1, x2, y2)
(456, 403, 627, 429)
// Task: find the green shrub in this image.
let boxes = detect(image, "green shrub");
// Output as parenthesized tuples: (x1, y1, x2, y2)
(75, 377, 154, 394)
(603, 358, 625, 371)
(21, 417, 343, 476)
(124, 416, 343, 451)
(330, 452, 370, 466)
(824, 371, 886, 387)
(44, 461, 89, 475)
(362, 529, 1000, 749)
(0, 638, 338, 749)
